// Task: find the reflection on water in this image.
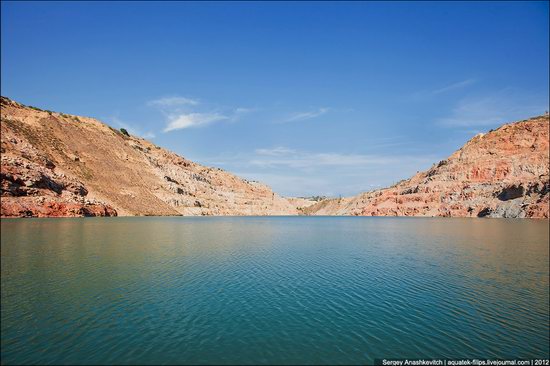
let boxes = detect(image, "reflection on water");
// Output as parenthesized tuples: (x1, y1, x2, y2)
(1, 217, 549, 364)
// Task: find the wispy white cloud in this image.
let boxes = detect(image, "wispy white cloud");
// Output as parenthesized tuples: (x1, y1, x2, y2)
(255, 147, 297, 156)
(228, 107, 255, 122)
(163, 112, 229, 132)
(148, 95, 253, 132)
(431, 79, 476, 95)
(411, 78, 476, 100)
(202, 146, 437, 196)
(284, 107, 329, 122)
(437, 89, 548, 127)
(438, 102, 503, 127)
(247, 150, 432, 169)
(209, 146, 434, 169)
(235, 107, 253, 114)
(147, 96, 199, 107)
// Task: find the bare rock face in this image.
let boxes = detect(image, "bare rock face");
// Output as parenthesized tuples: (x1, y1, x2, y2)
(2, 96, 547, 219)
(1, 96, 302, 217)
(306, 115, 549, 219)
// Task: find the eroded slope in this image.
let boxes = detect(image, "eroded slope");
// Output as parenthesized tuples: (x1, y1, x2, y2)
(1, 97, 303, 217)
(306, 115, 549, 218)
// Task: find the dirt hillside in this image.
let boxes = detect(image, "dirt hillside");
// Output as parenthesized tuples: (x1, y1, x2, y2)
(2, 96, 547, 218)
(1, 96, 312, 217)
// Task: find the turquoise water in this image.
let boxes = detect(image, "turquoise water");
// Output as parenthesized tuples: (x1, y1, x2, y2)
(1, 217, 549, 365)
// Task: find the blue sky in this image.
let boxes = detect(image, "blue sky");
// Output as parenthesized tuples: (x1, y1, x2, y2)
(2, 1, 549, 197)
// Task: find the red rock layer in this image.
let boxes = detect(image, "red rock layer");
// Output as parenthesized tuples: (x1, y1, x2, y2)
(307, 115, 549, 218)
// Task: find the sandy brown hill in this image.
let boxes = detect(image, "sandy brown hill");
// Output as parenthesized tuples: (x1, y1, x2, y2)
(306, 115, 549, 218)
(2, 97, 548, 219)
(1, 97, 312, 217)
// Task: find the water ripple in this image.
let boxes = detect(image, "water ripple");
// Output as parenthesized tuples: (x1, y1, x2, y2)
(1, 217, 549, 365)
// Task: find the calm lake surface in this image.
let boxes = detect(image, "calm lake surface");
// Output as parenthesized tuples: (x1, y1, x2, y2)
(1, 217, 549, 364)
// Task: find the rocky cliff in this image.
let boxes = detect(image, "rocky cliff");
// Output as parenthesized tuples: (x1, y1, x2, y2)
(306, 115, 549, 218)
(1, 97, 310, 217)
(2, 97, 548, 219)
